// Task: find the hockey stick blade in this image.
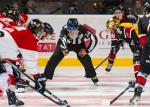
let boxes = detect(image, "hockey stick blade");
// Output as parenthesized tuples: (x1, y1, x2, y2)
(19, 78, 66, 106)
(7, 61, 70, 107)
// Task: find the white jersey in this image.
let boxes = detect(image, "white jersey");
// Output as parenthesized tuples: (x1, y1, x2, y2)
(0, 29, 19, 60)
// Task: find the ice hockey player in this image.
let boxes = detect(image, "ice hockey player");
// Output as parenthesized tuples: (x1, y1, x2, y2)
(0, 6, 28, 28)
(0, 6, 29, 93)
(0, 19, 53, 106)
(106, 17, 142, 78)
(105, 5, 140, 75)
(44, 18, 99, 85)
(130, 2, 150, 105)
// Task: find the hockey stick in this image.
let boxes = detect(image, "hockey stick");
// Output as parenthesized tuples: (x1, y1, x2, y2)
(109, 80, 135, 105)
(7, 61, 71, 107)
(19, 78, 69, 106)
(109, 85, 130, 105)
(94, 56, 108, 70)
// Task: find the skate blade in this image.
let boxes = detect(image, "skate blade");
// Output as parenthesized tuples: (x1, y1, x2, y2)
(15, 88, 26, 93)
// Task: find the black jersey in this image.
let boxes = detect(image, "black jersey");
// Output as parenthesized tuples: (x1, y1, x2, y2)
(114, 14, 139, 24)
(59, 24, 97, 52)
(138, 15, 150, 36)
(115, 25, 140, 46)
(122, 14, 139, 23)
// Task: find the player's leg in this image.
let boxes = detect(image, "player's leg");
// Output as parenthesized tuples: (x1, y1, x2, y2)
(0, 61, 24, 106)
(14, 53, 28, 93)
(77, 53, 98, 85)
(130, 30, 142, 78)
(130, 45, 141, 78)
(130, 45, 150, 105)
(6, 89, 24, 106)
(0, 73, 8, 96)
(1, 58, 28, 93)
(0, 59, 8, 96)
(130, 68, 148, 105)
(44, 46, 64, 79)
(106, 41, 120, 72)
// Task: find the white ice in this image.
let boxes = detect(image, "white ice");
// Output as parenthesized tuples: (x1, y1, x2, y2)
(0, 66, 150, 107)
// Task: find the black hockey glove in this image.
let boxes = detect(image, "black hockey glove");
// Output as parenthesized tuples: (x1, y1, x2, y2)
(0, 60, 7, 74)
(34, 74, 47, 93)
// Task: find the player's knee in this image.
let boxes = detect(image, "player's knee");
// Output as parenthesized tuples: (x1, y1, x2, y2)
(7, 74, 16, 85)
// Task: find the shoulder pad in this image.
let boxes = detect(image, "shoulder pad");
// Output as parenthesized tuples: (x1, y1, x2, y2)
(127, 15, 139, 22)
(61, 25, 68, 36)
(62, 25, 67, 29)
(78, 25, 89, 34)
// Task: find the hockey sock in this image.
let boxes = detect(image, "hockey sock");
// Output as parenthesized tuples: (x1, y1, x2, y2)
(134, 63, 140, 78)
(0, 73, 9, 91)
(136, 72, 147, 87)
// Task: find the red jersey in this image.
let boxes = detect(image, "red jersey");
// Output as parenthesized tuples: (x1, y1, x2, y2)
(18, 13, 28, 26)
(0, 13, 28, 28)
(2, 26, 39, 75)
(3, 26, 37, 51)
(0, 13, 17, 27)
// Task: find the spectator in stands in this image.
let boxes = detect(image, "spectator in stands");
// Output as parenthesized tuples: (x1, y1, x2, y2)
(93, 1, 105, 14)
(133, 0, 144, 15)
(22, 0, 38, 14)
(124, 0, 133, 8)
(12, 1, 20, 9)
(66, 2, 80, 14)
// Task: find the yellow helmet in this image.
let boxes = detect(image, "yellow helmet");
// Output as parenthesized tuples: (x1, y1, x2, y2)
(106, 17, 120, 29)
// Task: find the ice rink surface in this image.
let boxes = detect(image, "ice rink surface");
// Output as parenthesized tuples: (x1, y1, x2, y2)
(0, 66, 150, 107)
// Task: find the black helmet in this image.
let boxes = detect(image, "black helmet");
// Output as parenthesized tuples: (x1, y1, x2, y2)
(67, 18, 78, 30)
(144, 2, 150, 13)
(28, 19, 44, 34)
(43, 22, 54, 35)
(5, 7, 19, 22)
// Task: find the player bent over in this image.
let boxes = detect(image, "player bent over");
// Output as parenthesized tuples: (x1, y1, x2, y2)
(130, 2, 150, 105)
(44, 18, 99, 85)
(106, 17, 142, 78)
(0, 6, 29, 93)
(0, 19, 53, 106)
(105, 5, 140, 73)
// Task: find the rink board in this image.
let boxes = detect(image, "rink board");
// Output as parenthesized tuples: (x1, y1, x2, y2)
(38, 57, 133, 67)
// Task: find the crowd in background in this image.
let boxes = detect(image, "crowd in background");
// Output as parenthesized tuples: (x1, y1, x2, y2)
(0, 0, 149, 14)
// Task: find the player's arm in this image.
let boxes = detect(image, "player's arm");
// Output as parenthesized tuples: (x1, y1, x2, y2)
(79, 25, 98, 53)
(59, 27, 69, 56)
(138, 18, 147, 47)
(127, 14, 140, 24)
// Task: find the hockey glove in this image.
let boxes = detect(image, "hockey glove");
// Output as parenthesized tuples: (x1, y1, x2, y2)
(34, 74, 47, 93)
(78, 49, 87, 57)
(16, 53, 25, 70)
(62, 49, 69, 56)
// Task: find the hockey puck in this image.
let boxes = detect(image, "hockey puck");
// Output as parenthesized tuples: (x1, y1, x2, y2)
(100, 99, 110, 106)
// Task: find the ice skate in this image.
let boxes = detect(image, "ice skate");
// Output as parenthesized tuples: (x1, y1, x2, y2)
(130, 86, 143, 105)
(130, 95, 140, 105)
(15, 79, 29, 93)
(91, 76, 99, 86)
(105, 63, 113, 72)
(6, 89, 24, 106)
